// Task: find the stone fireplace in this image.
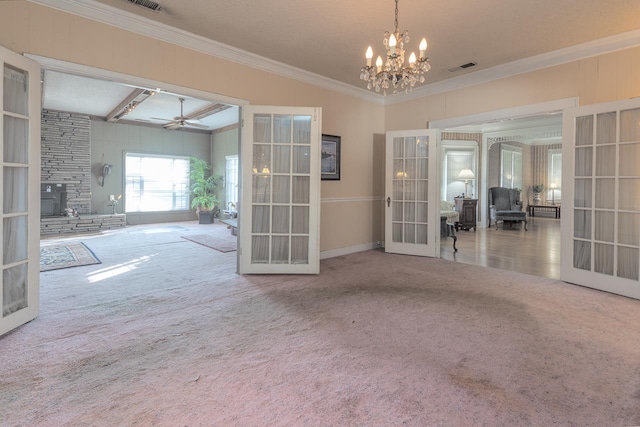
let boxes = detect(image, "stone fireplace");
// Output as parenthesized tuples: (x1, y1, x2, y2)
(40, 183, 67, 217)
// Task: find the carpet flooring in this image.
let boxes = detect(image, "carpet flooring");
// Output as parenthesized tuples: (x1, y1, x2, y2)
(3, 221, 639, 426)
(181, 233, 237, 252)
(39, 242, 101, 271)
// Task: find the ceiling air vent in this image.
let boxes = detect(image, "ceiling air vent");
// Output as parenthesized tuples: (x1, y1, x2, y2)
(447, 62, 478, 73)
(126, 0, 161, 11)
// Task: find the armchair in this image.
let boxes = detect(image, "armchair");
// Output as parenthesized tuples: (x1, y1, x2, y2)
(488, 187, 528, 231)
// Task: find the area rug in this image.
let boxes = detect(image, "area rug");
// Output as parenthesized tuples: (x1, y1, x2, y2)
(40, 242, 101, 272)
(181, 234, 237, 252)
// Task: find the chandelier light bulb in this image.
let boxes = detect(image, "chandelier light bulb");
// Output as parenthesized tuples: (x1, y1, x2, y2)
(419, 38, 427, 58)
(366, 46, 373, 66)
(409, 52, 416, 67)
(376, 56, 383, 73)
(389, 34, 397, 55)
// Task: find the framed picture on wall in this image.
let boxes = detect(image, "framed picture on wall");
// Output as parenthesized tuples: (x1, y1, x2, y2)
(321, 134, 341, 180)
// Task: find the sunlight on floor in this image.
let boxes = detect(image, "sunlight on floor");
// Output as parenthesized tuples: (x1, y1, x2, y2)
(87, 254, 154, 283)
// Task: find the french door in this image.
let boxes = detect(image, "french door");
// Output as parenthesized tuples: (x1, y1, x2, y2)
(0, 45, 41, 336)
(239, 106, 321, 274)
(385, 129, 439, 257)
(562, 98, 640, 299)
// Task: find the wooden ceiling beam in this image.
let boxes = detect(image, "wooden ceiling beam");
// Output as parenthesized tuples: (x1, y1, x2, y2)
(105, 88, 147, 122)
(187, 103, 231, 120)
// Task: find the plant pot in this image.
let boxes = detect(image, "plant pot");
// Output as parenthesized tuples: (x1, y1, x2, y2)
(533, 194, 542, 205)
(198, 210, 215, 224)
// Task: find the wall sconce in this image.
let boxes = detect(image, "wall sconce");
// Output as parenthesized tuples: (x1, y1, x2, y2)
(458, 168, 475, 197)
(100, 164, 112, 187)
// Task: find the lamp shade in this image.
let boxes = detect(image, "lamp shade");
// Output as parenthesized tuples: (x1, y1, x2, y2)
(458, 169, 475, 180)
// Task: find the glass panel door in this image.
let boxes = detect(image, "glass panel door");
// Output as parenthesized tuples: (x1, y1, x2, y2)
(385, 129, 438, 257)
(562, 99, 640, 300)
(1, 45, 41, 336)
(240, 106, 321, 274)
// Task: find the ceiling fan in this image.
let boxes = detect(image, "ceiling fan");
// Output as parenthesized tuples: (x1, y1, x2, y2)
(152, 97, 209, 130)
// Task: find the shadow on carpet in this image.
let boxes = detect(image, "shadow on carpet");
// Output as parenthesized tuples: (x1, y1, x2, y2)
(40, 242, 101, 272)
(181, 234, 237, 252)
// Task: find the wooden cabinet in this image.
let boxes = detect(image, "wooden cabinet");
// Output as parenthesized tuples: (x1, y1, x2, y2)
(454, 197, 478, 231)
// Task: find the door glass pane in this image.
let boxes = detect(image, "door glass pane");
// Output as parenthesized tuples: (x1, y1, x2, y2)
(253, 145, 271, 174)
(273, 115, 291, 143)
(594, 179, 614, 209)
(594, 211, 614, 242)
(416, 181, 428, 201)
(272, 176, 290, 204)
(594, 243, 614, 275)
(392, 223, 402, 243)
(292, 146, 310, 174)
(273, 146, 291, 173)
(253, 115, 271, 143)
(392, 201, 402, 222)
(405, 158, 416, 179)
(291, 237, 309, 264)
(291, 207, 309, 234)
(251, 236, 269, 263)
(416, 136, 428, 158)
(272, 206, 289, 234)
(595, 146, 615, 176)
(619, 179, 640, 211)
(574, 179, 592, 208)
(620, 108, 640, 142)
(3, 263, 28, 316)
(596, 112, 616, 144)
(404, 224, 415, 244)
(393, 137, 403, 158)
(618, 246, 639, 280)
(618, 213, 640, 246)
(252, 176, 270, 203)
(4, 115, 28, 163)
(272, 236, 289, 263)
(393, 180, 403, 200)
(404, 202, 416, 222)
(573, 240, 591, 271)
(416, 224, 427, 244)
(3, 216, 27, 264)
(293, 115, 311, 144)
(3, 65, 28, 116)
(3, 167, 28, 214)
(619, 143, 640, 176)
(574, 210, 591, 239)
(404, 137, 416, 157)
(393, 159, 404, 179)
(416, 158, 428, 179)
(291, 176, 309, 204)
(575, 115, 593, 146)
(404, 181, 416, 201)
(575, 147, 593, 176)
(252, 206, 270, 233)
(416, 202, 428, 223)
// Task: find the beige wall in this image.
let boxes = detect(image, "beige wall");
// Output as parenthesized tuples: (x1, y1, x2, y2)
(0, 1, 385, 252)
(385, 47, 640, 130)
(91, 121, 210, 224)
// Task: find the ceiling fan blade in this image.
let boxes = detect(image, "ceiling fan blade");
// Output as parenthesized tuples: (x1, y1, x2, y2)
(185, 122, 209, 129)
(150, 116, 174, 121)
(163, 122, 182, 130)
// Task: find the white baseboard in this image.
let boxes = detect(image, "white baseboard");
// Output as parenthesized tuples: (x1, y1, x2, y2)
(320, 242, 382, 260)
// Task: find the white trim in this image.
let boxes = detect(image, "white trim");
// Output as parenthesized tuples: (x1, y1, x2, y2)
(387, 30, 640, 105)
(25, 54, 250, 107)
(26, 1, 640, 105)
(320, 242, 379, 260)
(321, 196, 384, 203)
(430, 98, 579, 130)
(28, 0, 382, 104)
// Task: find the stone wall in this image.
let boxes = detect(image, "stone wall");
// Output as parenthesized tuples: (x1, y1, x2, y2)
(40, 214, 126, 235)
(41, 110, 92, 213)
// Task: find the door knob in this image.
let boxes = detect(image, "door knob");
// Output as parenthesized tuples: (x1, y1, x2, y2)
(387, 197, 391, 207)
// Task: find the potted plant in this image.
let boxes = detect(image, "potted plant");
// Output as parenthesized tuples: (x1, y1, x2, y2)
(190, 157, 223, 224)
(532, 184, 545, 205)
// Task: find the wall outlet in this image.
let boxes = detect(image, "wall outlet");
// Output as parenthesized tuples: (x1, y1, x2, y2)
(109, 195, 115, 202)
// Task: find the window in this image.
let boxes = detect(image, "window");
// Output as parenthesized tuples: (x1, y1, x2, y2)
(441, 141, 478, 202)
(225, 155, 239, 210)
(548, 149, 562, 202)
(125, 154, 190, 212)
(501, 144, 523, 190)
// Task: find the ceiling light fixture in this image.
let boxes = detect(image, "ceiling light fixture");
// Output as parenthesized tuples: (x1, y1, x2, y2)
(360, 0, 431, 94)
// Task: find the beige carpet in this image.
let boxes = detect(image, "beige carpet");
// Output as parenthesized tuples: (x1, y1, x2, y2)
(181, 233, 237, 252)
(2, 222, 639, 426)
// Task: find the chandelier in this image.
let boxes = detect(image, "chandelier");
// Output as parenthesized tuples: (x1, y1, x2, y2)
(360, 0, 431, 94)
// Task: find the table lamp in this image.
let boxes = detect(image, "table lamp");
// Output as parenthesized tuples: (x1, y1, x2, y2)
(550, 182, 557, 205)
(458, 169, 475, 198)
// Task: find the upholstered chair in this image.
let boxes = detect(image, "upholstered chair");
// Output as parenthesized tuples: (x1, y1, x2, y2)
(488, 187, 528, 231)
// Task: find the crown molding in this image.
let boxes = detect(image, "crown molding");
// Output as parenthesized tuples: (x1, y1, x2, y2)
(28, 0, 384, 104)
(385, 29, 640, 105)
(28, 1, 640, 107)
